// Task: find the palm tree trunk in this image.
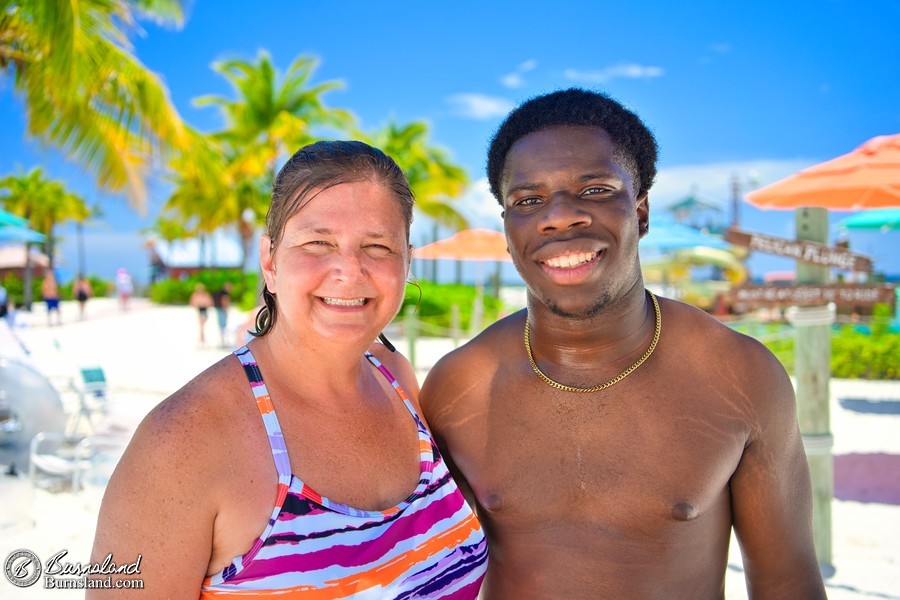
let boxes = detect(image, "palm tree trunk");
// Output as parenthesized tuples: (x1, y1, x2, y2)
(46, 221, 56, 270)
(23, 242, 33, 310)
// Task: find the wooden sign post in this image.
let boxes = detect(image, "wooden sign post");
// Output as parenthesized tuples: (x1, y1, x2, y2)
(724, 228, 872, 273)
(792, 207, 833, 567)
(724, 215, 884, 568)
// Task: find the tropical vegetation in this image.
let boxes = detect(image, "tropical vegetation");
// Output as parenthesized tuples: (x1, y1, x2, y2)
(0, 167, 93, 269)
(0, 0, 189, 210)
(400, 281, 505, 335)
(3, 3, 471, 290)
(154, 51, 470, 274)
(734, 305, 900, 380)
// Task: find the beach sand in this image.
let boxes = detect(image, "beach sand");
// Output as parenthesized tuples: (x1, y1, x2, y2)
(1, 297, 898, 598)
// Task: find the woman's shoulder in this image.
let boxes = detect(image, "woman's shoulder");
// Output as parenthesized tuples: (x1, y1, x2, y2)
(367, 342, 421, 405)
(133, 354, 250, 467)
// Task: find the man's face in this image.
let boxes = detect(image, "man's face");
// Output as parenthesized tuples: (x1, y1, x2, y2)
(500, 125, 648, 318)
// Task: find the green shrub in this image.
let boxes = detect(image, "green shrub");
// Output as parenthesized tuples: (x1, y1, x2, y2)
(59, 275, 112, 299)
(1, 273, 41, 307)
(732, 311, 899, 380)
(830, 314, 900, 380)
(399, 281, 507, 335)
(148, 271, 260, 311)
(2, 273, 113, 306)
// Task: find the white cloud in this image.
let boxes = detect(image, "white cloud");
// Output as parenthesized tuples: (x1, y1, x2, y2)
(564, 63, 664, 84)
(447, 93, 515, 120)
(501, 73, 525, 89)
(709, 42, 732, 54)
(500, 59, 538, 89)
(651, 159, 816, 209)
(454, 178, 505, 229)
(408, 178, 504, 246)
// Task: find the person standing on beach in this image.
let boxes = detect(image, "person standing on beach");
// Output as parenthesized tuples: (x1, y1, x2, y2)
(73, 274, 93, 320)
(89, 141, 487, 597)
(115, 267, 133, 311)
(189, 282, 214, 348)
(420, 88, 826, 598)
(212, 281, 233, 348)
(41, 271, 62, 326)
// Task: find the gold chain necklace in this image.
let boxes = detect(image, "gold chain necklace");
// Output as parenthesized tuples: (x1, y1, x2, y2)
(524, 290, 661, 393)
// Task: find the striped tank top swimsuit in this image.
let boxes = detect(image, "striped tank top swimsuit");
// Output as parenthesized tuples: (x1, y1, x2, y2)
(200, 346, 488, 598)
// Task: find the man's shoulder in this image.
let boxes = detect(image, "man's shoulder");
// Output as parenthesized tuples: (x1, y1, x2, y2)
(661, 296, 750, 342)
(438, 309, 524, 369)
(659, 296, 788, 385)
(422, 310, 523, 402)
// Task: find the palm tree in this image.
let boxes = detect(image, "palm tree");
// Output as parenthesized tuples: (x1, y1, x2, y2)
(0, 168, 92, 307)
(0, 167, 92, 269)
(194, 50, 354, 167)
(0, 0, 188, 211)
(368, 120, 470, 231)
(160, 51, 353, 272)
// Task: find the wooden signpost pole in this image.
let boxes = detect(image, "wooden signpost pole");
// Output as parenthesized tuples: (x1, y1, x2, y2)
(789, 207, 833, 568)
(725, 221, 894, 568)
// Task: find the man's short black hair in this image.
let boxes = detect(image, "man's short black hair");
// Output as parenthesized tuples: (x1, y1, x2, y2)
(486, 88, 658, 204)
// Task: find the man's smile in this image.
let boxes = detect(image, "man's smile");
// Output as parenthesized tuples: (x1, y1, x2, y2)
(542, 250, 602, 269)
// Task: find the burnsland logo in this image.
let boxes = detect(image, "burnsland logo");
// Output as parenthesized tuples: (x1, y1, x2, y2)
(4, 549, 42, 587)
(4, 549, 143, 589)
(44, 550, 142, 577)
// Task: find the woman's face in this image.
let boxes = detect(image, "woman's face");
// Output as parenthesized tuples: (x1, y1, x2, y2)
(260, 180, 410, 345)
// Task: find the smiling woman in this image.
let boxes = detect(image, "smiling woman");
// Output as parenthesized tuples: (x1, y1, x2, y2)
(88, 141, 487, 598)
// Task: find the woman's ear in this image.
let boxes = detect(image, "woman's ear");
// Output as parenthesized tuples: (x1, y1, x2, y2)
(260, 235, 277, 293)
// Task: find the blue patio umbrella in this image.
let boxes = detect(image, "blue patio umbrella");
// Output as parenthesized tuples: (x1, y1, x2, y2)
(0, 225, 45, 243)
(837, 208, 900, 232)
(0, 208, 28, 228)
(640, 217, 729, 251)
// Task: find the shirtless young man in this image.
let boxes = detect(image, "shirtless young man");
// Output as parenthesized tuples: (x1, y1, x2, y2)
(420, 88, 826, 598)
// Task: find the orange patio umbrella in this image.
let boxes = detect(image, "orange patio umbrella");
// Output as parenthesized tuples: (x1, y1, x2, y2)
(745, 134, 900, 210)
(413, 228, 511, 262)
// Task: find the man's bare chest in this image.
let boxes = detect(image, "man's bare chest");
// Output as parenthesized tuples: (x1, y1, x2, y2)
(459, 380, 749, 530)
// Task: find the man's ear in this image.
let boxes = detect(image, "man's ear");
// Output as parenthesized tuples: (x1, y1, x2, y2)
(636, 192, 650, 238)
(259, 235, 277, 293)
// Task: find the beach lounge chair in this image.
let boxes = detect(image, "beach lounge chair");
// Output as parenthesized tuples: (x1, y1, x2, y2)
(28, 432, 125, 493)
(28, 431, 92, 492)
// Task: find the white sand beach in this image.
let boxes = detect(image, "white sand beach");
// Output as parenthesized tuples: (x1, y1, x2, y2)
(1, 297, 899, 598)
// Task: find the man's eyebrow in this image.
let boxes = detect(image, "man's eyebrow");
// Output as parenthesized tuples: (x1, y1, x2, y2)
(578, 171, 624, 183)
(506, 171, 624, 196)
(505, 182, 543, 196)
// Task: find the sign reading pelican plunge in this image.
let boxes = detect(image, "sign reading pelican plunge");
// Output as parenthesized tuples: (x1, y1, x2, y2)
(725, 228, 872, 272)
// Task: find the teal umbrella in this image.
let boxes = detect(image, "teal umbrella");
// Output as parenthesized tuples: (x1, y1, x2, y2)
(0, 225, 45, 243)
(0, 208, 28, 228)
(640, 217, 729, 251)
(838, 208, 900, 232)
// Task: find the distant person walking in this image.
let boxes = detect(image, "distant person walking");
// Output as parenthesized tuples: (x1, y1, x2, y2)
(189, 283, 214, 348)
(212, 282, 233, 348)
(73, 275, 93, 320)
(0, 282, 8, 322)
(115, 268, 133, 311)
(41, 271, 62, 326)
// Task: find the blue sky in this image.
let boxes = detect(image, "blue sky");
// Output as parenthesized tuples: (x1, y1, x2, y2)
(2, 0, 899, 285)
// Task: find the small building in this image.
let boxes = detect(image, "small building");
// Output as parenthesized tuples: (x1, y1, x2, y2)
(0, 246, 50, 280)
(146, 232, 245, 281)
